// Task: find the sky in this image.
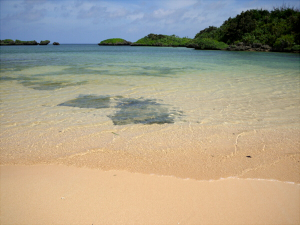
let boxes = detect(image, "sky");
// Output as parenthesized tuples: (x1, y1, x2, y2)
(1, 0, 299, 44)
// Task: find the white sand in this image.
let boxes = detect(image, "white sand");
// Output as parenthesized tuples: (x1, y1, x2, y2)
(1, 165, 299, 225)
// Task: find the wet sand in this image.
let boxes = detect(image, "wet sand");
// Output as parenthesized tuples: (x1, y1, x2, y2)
(1, 165, 299, 225)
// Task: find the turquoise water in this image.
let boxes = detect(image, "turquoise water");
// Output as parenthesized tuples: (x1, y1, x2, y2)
(1, 45, 299, 125)
(1, 45, 299, 73)
(0, 45, 299, 167)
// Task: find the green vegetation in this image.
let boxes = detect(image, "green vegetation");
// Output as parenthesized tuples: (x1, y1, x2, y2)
(14, 40, 39, 45)
(194, 26, 220, 40)
(133, 34, 192, 47)
(39, 40, 50, 45)
(193, 38, 228, 50)
(0, 39, 50, 45)
(0, 39, 17, 45)
(193, 5, 300, 52)
(98, 38, 131, 45)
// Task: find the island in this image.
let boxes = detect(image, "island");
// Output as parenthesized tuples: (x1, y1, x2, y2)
(190, 6, 300, 53)
(0, 39, 51, 46)
(98, 38, 132, 46)
(131, 34, 192, 47)
(39, 40, 50, 45)
(53, 42, 60, 45)
(98, 6, 299, 53)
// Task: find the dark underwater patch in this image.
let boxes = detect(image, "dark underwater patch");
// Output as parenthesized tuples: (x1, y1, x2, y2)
(22, 65, 181, 78)
(0, 76, 19, 81)
(58, 95, 111, 108)
(20, 80, 87, 90)
(141, 66, 174, 75)
(109, 98, 179, 125)
(57, 95, 183, 125)
(32, 67, 110, 77)
(1, 76, 40, 83)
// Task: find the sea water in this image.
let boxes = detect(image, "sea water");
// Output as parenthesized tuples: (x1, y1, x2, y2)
(0, 45, 299, 180)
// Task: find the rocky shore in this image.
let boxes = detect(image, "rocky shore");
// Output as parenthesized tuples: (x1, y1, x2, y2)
(225, 42, 299, 53)
(226, 42, 272, 52)
(131, 43, 187, 47)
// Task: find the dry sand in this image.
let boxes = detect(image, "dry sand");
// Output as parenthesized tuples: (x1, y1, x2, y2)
(1, 165, 299, 225)
(1, 124, 300, 225)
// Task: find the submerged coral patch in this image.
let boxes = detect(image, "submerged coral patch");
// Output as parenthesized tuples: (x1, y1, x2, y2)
(0, 76, 19, 81)
(58, 95, 111, 108)
(109, 98, 178, 125)
(0, 76, 34, 82)
(57, 95, 183, 125)
(33, 67, 110, 77)
(21, 80, 87, 90)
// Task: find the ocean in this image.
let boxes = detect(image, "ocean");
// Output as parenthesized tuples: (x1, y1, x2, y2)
(1, 45, 299, 181)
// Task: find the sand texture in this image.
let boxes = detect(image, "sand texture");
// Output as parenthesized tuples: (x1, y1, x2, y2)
(1, 125, 300, 184)
(1, 165, 299, 225)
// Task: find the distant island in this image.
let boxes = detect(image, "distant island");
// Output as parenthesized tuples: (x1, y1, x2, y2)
(0, 39, 51, 45)
(98, 38, 131, 46)
(131, 34, 191, 47)
(99, 6, 300, 53)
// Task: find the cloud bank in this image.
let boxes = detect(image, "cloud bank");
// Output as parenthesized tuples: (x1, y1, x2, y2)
(1, 0, 299, 43)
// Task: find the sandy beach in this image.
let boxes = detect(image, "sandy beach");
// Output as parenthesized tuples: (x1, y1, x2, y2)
(0, 165, 299, 225)
(1, 45, 299, 224)
(1, 125, 300, 224)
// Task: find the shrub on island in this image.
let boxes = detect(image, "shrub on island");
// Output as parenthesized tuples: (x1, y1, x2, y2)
(191, 38, 228, 50)
(98, 38, 132, 45)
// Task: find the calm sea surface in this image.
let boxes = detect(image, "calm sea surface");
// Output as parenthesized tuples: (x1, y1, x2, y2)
(0, 45, 299, 173)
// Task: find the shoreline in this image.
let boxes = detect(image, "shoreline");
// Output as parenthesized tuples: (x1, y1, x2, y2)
(1, 164, 299, 225)
(1, 125, 299, 184)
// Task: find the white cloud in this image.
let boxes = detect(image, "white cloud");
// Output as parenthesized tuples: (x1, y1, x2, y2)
(127, 12, 144, 21)
(153, 8, 175, 19)
(77, 5, 107, 19)
(108, 7, 128, 18)
(1, 0, 300, 43)
(159, 0, 198, 10)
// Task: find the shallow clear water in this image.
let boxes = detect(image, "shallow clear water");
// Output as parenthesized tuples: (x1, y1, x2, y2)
(0, 45, 299, 177)
(1, 45, 299, 127)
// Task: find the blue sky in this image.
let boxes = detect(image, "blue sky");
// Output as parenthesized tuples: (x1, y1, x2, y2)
(1, 0, 299, 43)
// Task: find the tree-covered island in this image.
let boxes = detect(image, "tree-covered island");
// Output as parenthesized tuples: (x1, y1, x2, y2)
(0, 39, 51, 45)
(98, 38, 132, 45)
(192, 6, 300, 52)
(131, 34, 192, 47)
(99, 6, 299, 53)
